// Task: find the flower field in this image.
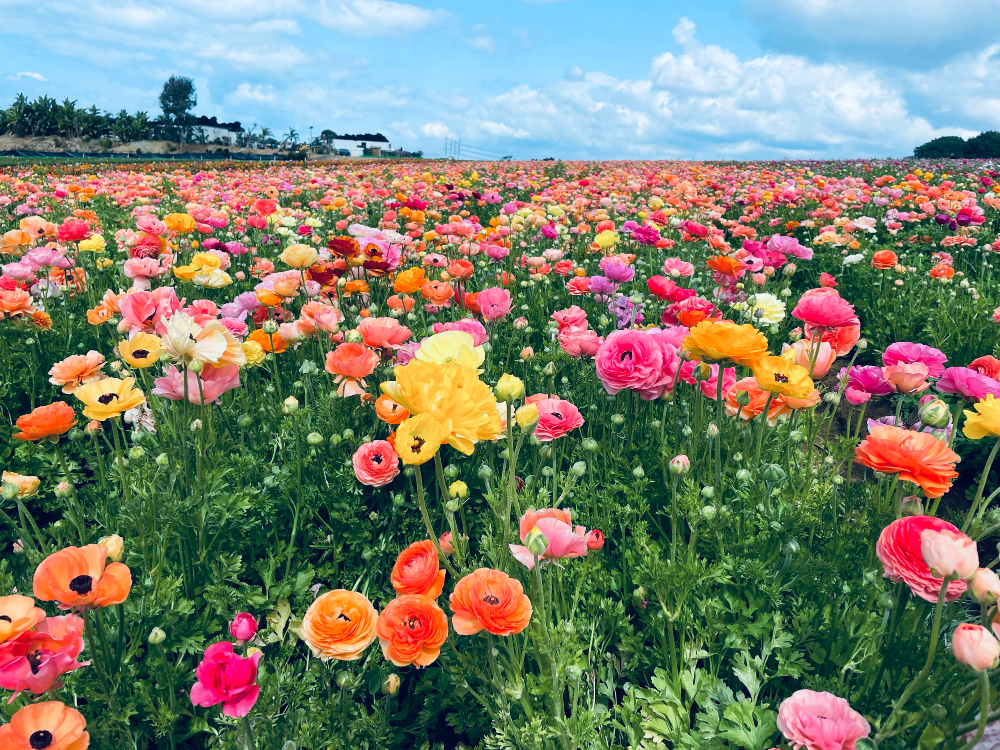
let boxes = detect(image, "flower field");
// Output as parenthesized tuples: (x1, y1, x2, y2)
(1, 158, 999, 750)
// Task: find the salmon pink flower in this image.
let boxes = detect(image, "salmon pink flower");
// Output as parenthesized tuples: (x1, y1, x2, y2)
(952, 624, 1000, 671)
(777, 690, 870, 750)
(509, 516, 589, 570)
(352, 440, 400, 487)
(0, 614, 89, 700)
(358, 317, 412, 349)
(325, 342, 379, 397)
(532, 397, 585, 442)
(792, 288, 859, 329)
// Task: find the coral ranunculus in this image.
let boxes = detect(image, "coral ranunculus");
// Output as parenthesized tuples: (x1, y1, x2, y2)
(325, 342, 379, 397)
(358, 317, 412, 349)
(391, 540, 446, 598)
(190, 642, 262, 718)
(352, 440, 401, 487)
(301, 590, 378, 661)
(855, 424, 959, 498)
(377, 594, 449, 668)
(450, 568, 532, 636)
(33, 544, 132, 610)
(0, 702, 89, 750)
(13, 402, 76, 441)
(683, 320, 769, 367)
(0, 614, 89, 699)
(48, 351, 106, 394)
(532, 397, 585, 442)
(876, 516, 968, 602)
(0, 595, 46, 644)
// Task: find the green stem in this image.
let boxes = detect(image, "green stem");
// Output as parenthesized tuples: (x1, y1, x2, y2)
(414, 464, 459, 579)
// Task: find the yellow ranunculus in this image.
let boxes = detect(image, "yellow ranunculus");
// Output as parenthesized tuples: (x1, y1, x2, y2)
(242, 340, 265, 367)
(683, 320, 769, 368)
(594, 230, 619, 249)
(964, 395, 1000, 440)
(78, 235, 106, 253)
(2, 471, 40, 498)
(395, 413, 453, 465)
(495, 373, 525, 402)
(515, 403, 539, 430)
(73, 377, 146, 421)
(173, 252, 221, 282)
(118, 333, 163, 369)
(751, 355, 814, 399)
(280, 243, 319, 269)
(414, 331, 485, 372)
(164, 213, 197, 234)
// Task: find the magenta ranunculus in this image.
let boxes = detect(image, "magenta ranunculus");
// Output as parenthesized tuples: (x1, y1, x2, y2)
(882, 342, 948, 378)
(839, 365, 894, 405)
(935, 367, 1000, 400)
(595, 328, 680, 400)
(777, 689, 870, 750)
(190, 641, 262, 718)
(533, 397, 585, 442)
(432, 318, 489, 346)
(476, 286, 512, 321)
(230, 613, 258, 642)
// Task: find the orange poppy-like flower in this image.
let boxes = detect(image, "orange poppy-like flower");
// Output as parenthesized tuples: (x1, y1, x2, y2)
(707, 255, 742, 277)
(343, 279, 370, 297)
(376, 594, 449, 668)
(30, 311, 53, 330)
(391, 541, 445, 598)
(724, 377, 784, 422)
(394, 267, 426, 294)
(929, 264, 955, 280)
(0, 702, 89, 750)
(246, 328, 288, 353)
(164, 213, 197, 234)
(0, 594, 46, 644)
(0, 288, 37, 319)
(324, 342, 379, 397)
(256, 289, 284, 308)
(447, 259, 474, 280)
(450, 568, 532, 636)
(301, 589, 378, 661)
(86, 304, 115, 326)
(871, 249, 898, 270)
(33, 544, 132, 610)
(387, 294, 415, 312)
(375, 394, 409, 424)
(14, 402, 77, 441)
(683, 320, 769, 367)
(328, 236, 360, 259)
(855, 424, 960, 498)
(420, 280, 455, 307)
(48, 351, 106, 394)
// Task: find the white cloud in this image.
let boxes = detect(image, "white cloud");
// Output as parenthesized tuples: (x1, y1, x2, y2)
(421, 121, 451, 138)
(13, 71, 46, 81)
(479, 121, 530, 138)
(317, 0, 443, 37)
(227, 83, 279, 104)
(467, 35, 495, 53)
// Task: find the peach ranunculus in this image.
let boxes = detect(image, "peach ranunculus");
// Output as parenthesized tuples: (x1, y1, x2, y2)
(358, 316, 412, 349)
(920, 528, 978, 580)
(781, 339, 836, 378)
(324, 342, 379, 397)
(0, 288, 37, 319)
(391, 540, 445, 598)
(856, 424, 959, 498)
(0, 595, 46, 644)
(450, 568, 532, 636)
(33, 544, 132, 610)
(375, 394, 409, 424)
(13, 402, 77, 441)
(246, 328, 288, 354)
(953, 624, 1000, 671)
(376, 594, 449, 668)
(883, 363, 930, 394)
(300, 590, 378, 661)
(420, 280, 455, 307)
(351, 440, 400, 487)
(724, 377, 786, 423)
(2, 471, 40, 498)
(0, 702, 89, 750)
(48, 351, 106, 394)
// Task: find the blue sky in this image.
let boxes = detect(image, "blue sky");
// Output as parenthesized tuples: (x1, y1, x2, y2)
(0, 0, 996, 159)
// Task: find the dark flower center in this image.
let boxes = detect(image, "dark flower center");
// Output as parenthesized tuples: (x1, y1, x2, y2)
(551, 411, 562, 420)
(0, 615, 11, 623)
(337, 613, 351, 622)
(410, 437, 426, 454)
(97, 393, 118, 405)
(132, 349, 149, 358)
(482, 594, 500, 606)
(69, 574, 94, 595)
(405, 616, 421, 630)
(371, 455, 383, 465)
(619, 350, 633, 362)
(773, 373, 789, 383)
(27, 650, 43, 674)
(29, 730, 53, 749)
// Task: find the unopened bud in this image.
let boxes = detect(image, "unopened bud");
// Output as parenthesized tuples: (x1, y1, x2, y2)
(917, 398, 950, 429)
(283, 396, 299, 414)
(262, 320, 279, 334)
(701, 486, 715, 499)
(701, 505, 717, 521)
(148, 627, 166, 645)
(706, 423, 719, 439)
(382, 673, 401, 696)
(900, 495, 923, 516)
(633, 465, 645, 479)
(524, 526, 549, 556)
(448, 481, 468, 499)
(188, 359, 204, 374)
(582, 438, 599, 452)
(669, 455, 690, 476)
(307, 432, 324, 445)
(570, 461, 587, 477)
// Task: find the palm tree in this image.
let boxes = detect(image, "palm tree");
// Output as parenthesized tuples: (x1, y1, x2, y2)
(283, 127, 299, 149)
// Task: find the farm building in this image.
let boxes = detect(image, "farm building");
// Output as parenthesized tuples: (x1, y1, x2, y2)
(331, 133, 391, 156)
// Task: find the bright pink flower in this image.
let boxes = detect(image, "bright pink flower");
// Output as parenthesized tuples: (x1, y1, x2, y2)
(838, 366, 893, 405)
(586, 530, 605, 550)
(230, 614, 258, 642)
(876, 516, 968, 603)
(551, 305, 588, 330)
(56, 219, 92, 242)
(558, 327, 602, 358)
(595, 329, 680, 400)
(882, 342, 948, 378)
(190, 641, 262, 718)
(518, 508, 573, 540)
(792, 288, 859, 329)
(533, 398, 585, 442)
(358, 317, 412, 349)
(432, 318, 488, 346)
(777, 689, 870, 750)
(509, 517, 588, 570)
(0, 614, 89, 700)
(476, 287, 512, 321)
(136, 215, 167, 235)
(352, 440, 400, 487)
(935, 367, 1000, 400)
(153, 364, 241, 405)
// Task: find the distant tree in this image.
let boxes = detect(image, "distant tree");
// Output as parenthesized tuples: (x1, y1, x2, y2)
(159, 75, 197, 142)
(321, 129, 335, 145)
(914, 135, 968, 158)
(966, 131, 1000, 158)
(283, 128, 299, 149)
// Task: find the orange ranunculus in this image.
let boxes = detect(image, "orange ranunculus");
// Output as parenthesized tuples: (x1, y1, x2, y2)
(30, 311, 53, 331)
(164, 213, 197, 234)
(929, 264, 955, 280)
(301, 590, 378, 661)
(462, 292, 481, 314)
(342, 279, 370, 297)
(14, 402, 77, 441)
(724, 377, 781, 422)
(376, 594, 449, 668)
(447, 259, 474, 280)
(256, 288, 284, 308)
(324, 342, 379, 397)
(387, 294, 415, 312)
(393, 267, 426, 294)
(871, 249, 898, 270)
(375, 394, 409, 424)
(0, 288, 37, 319)
(450, 568, 532, 636)
(855, 424, 960, 498)
(33, 544, 132, 610)
(391, 541, 445, 598)
(86, 304, 115, 326)
(683, 320, 769, 367)
(0, 594, 46, 644)
(420, 280, 455, 306)
(0, 702, 89, 750)
(48, 351, 106, 394)
(707, 255, 742, 277)
(246, 328, 288, 353)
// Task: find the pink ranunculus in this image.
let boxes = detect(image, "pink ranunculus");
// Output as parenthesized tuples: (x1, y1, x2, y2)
(358, 317, 412, 349)
(56, 219, 92, 242)
(220, 317, 249, 338)
(551, 305, 588, 331)
(952, 624, 1000, 671)
(882, 342, 948, 379)
(595, 329, 678, 399)
(876, 516, 968, 603)
(662, 258, 694, 277)
(230, 614, 258, 642)
(685, 362, 736, 400)
(935, 367, 1000, 401)
(432, 318, 489, 346)
(558, 327, 602, 358)
(533, 397, 585, 442)
(783, 339, 836, 378)
(190, 641, 262, 718)
(476, 286, 512, 321)
(123, 257, 167, 291)
(839, 366, 894, 405)
(352, 440, 400, 487)
(0, 614, 89, 700)
(509, 516, 588, 570)
(883, 363, 930, 394)
(518, 507, 573, 540)
(777, 689, 870, 750)
(153, 364, 241, 405)
(921, 527, 978, 580)
(767, 233, 813, 260)
(136, 215, 167, 236)
(819, 272, 837, 288)
(586, 529, 605, 550)
(792, 288, 859, 329)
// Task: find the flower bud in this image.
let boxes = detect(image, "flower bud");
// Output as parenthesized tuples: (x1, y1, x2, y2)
(763, 464, 787, 484)
(856, 338, 868, 351)
(669, 455, 690, 476)
(701, 505, 717, 521)
(188, 359, 204, 374)
(971, 568, 1000, 605)
(495, 374, 525, 402)
(952, 623, 1000, 671)
(515, 404, 539, 431)
(128, 446, 145, 460)
(823, 392, 840, 405)
(570, 461, 587, 477)
(877, 591, 894, 609)
(735, 391, 751, 407)
(921, 528, 978, 580)
(693, 363, 711, 382)
(237, 414, 253, 428)
(900, 495, 923, 516)
(445, 499, 460, 512)
(148, 627, 166, 645)
(336, 671, 352, 689)
(736, 469, 752, 483)
(701, 486, 715, 499)
(449, 481, 469, 499)
(283, 396, 299, 414)
(706, 423, 719, 439)
(519, 346, 534, 361)
(54, 481, 72, 498)
(566, 664, 583, 682)
(542, 361, 556, 376)
(1, 482, 19, 500)
(230, 613, 258, 641)
(918, 398, 951, 428)
(633, 465, 645, 479)
(783, 539, 801, 555)
(582, 438, 599, 452)
(524, 526, 549, 556)
(610, 413, 624, 425)
(382, 673, 401, 696)
(307, 431, 324, 445)
(98, 534, 125, 562)
(477, 464, 493, 479)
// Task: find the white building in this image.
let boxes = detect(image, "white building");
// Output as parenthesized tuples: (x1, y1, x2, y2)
(191, 116, 243, 145)
(331, 133, 391, 157)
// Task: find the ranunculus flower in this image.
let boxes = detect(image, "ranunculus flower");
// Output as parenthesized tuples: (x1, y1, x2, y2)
(971, 568, 1000, 604)
(883, 341, 947, 378)
(476, 286, 512, 321)
(13, 402, 76, 441)
(376, 594, 449, 667)
(532, 397, 585, 442)
(357, 316, 412, 349)
(838, 365, 894, 405)
(558, 327, 602, 358)
(190, 642, 262, 718)
(777, 690, 870, 750)
(876, 516, 968, 602)
(325, 343, 379, 397)
(791, 288, 859, 329)
(352, 440, 400, 487)
(301, 590, 378, 661)
(856, 424, 959, 498)
(936, 367, 1000, 401)
(391, 540, 445, 598)
(0, 614, 89, 699)
(450, 568, 532, 636)
(509, 516, 588, 570)
(595, 328, 681, 400)
(920, 527, 978, 580)
(683, 320, 769, 367)
(952, 624, 1000, 671)
(0, 702, 89, 750)
(883, 362, 930, 394)
(33, 544, 132, 610)
(969, 355, 1000, 380)
(229, 613, 258, 642)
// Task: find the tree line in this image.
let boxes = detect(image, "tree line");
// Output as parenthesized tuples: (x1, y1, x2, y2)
(913, 131, 999, 159)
